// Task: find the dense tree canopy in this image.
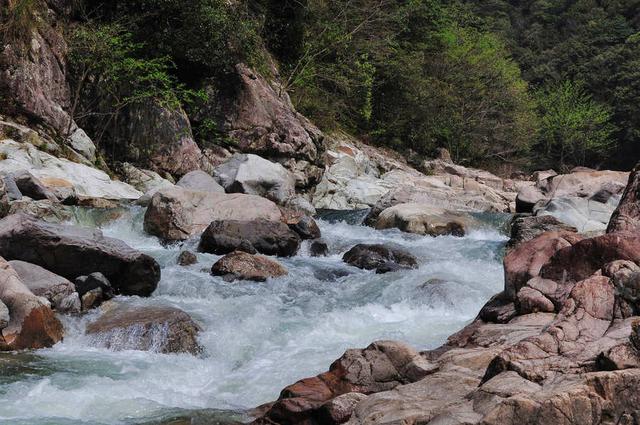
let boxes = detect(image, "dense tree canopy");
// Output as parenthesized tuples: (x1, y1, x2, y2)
(63, 0, 640, 171)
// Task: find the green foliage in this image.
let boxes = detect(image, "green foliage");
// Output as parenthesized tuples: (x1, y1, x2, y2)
(67, 22, 205, 135)
(84, 0, 262, 80)
(536, 81, 615, 168)
(272, 0, 536, 165)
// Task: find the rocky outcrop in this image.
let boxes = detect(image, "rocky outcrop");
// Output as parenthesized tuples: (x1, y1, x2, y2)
(0, 140, 141, 200)
(607, 163, 640, 233)
(97, 100, 208, 178)
(516, 169, 629, 232)
(373, 203, 470, 237)
(199, 219, 301, 257)
(10, 260, 80, 314)
(342, 244, 417, 274)
(213, 64, 323, 168)
(143, 187, 283, 241)
(86, 304, 201, 355)
(117, 162, 174, 194)
(176, 170, 225, 194)
(0, 258, 63, 350)
(0, 213, 160, 296)
(256, 341, 437, 424)
(507, 215, 577, 249)
(214, 154, 296, 204)
(211, 251, 288, 282)
(0, 9, 96, 163)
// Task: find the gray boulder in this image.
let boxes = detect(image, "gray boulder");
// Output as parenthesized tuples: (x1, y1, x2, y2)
(176, 170, 225, 193)
(10, 260, 81, 314)
(0, 214, 160, 296)
(343, 244, 418, 274)
(213, 154, 296, 204)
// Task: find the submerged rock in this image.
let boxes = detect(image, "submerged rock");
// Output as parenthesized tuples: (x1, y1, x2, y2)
(211, 251, 288, 282)
(177, 251, 198, 266)
(310, 240, 329, 257)
(0, 258, 63, 350)
(0, 213, 160, 296)
(143, 187, 283, 241)
(342, 244, 417, 274)
(86, 304, 202, 355)
(199, 219, 301, 257)
(10, 260, 80, 314)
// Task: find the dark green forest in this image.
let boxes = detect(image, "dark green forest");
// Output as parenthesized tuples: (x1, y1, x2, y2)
(6, 0, 640, 172)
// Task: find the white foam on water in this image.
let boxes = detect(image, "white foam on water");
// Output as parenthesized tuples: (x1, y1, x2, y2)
(0, 210, 507, 424)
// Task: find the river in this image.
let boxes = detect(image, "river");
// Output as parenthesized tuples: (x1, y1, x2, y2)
(0, 207, 508, 424)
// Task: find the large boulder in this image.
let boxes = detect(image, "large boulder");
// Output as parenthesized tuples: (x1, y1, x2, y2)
(176, 170, 225, 194)
(212, 64, 322, 166)
(213, 154, 296, 204)
(0, 214, 160, 296)
(0, 140, 142, 200)
(143, 187, 283, 241)
(86, 304, 201, 355)
(256, 341, 436, 424)
(211, 251, 288, 282)
(541, 231, 640, 284)
(515, 169, 629, 231)
(607, 163, 640, 233)
(373, 203, 470, 237)
(10, 260, 80, 314)
(507, 215, 577, 249)
(0, 176, 9, 218)
(0, 258, 63, 350)
(10, 170, 56, 201)
(199, 220, 301, 257)
(503, 231, 584, 299)
(117, 162, 174, 194)
(342, 244, 417, 274)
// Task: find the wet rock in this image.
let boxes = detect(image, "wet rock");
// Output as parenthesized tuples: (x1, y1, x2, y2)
(310, 240, 329, 257)
(0, 213, 160, 296)
(211, 251, 288, 282)
(143, 187, 283, 241)
(74, 273, 114, 300)
(10, 260, 80, 314)
(177, 251, 198, 266)
(85, 304, 202, 355)
(507, 215, 577, 249)
(8, 199, 73, 222)
(199, 219, 301, 257)
(313, 268, 351, 282)
(342, 244, 417, 274)
(515, 185, 545, 213)
(607, 162, 640, 233)
(176, 170, 225, 194)
(214, 154, 296, 204)
(81, 288, 105, 312)
(0, 301, 8, 330)
(11, 170, 56, 201)
(289, 215, 321, 240)
(374, 203, 469, 236)
(0, 258, 63, 350)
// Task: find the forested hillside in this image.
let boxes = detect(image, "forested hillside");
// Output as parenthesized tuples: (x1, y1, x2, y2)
(3, 0, 639, 172)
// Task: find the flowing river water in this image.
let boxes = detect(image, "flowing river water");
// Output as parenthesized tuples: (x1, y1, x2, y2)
(0, 207, 509, 425)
